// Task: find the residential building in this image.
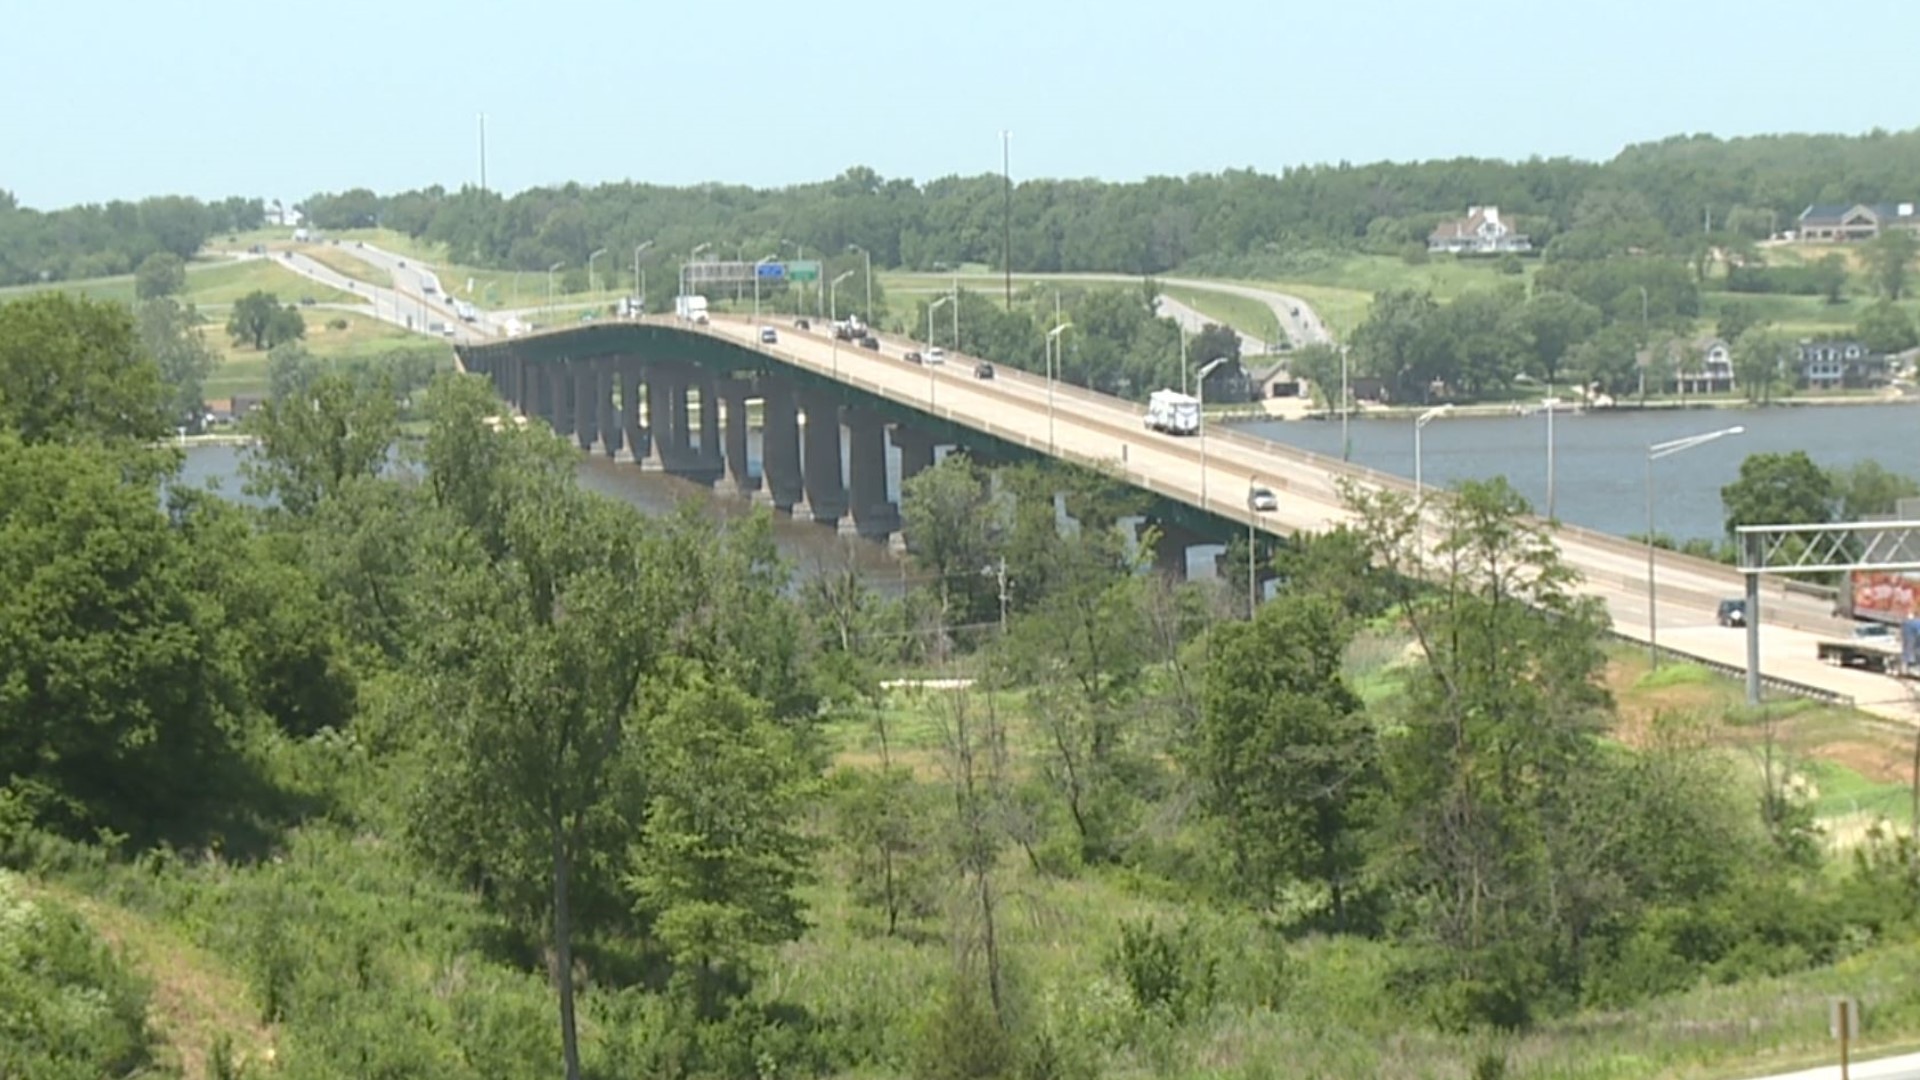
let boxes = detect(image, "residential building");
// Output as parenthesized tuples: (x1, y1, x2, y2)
(1198, 359, 1255, 404)
(1795, 203, 1920, 243)
(1247, 361, 1301, 399)
(1796, 339, 1888, 390)
(1632, 336, 1736, 395)
(1427, 206, 1532, 255)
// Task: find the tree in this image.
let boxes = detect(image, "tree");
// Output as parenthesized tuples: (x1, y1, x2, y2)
(1732, 326, 1796, 404)
(1350, 288, 1440, 399)
(0, 439, 245, 840)
(1864, 228, 1917, 301)
(1195, 592, 1377, 926)
(1345, 477, 1613, 1026)
(0, 293, 170, 446)
(1190, 322, 1241, 368)
(134, 251, 187, 300)
(1828, 459, 1919, 521)
(1520, 290, 1602, 384)
(226, 290, 302, 350)
(629, 672, 813, 1019)
(1289, 343, 1344, 407)
(1856, 299, 1919, 355)
(1714, 299, 1761, 346)
(134, 297, 215, 422)
(899, 454, 1004, 633)
(242, 371, 399, 517)
(1812, 254, 1848, 305)
(1721, 451, 1833, 537)
(1563, 324, 1640, 396)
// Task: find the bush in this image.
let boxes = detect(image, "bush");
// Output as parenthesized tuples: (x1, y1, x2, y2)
(0, 871, 157, 1080)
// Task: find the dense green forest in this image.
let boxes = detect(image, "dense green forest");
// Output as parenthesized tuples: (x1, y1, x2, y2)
(0, 191, 262, 287)
(7, 288, 1920, 1078)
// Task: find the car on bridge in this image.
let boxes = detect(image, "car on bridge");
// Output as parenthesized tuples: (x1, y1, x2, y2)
(793, 318, 810, 330)
(974, 362, 994, 380)
(859, 335, 880, 351)
(1248, 484, 1278, 512)
(903, 350, 923, 364)
(1716, 598, 1747, 627)
(760, 326, 778, 344)
(926, 347, 946, 365)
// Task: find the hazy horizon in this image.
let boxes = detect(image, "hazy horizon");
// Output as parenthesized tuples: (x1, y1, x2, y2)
(5, 0, 1915, 209)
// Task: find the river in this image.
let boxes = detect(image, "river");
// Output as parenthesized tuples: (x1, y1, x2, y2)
(1237, 401, 1920, 543)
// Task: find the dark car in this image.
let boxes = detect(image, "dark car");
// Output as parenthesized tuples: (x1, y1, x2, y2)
(299, 296, 316, 306)
(903, 350, 924, 364)
(794, 318, 811, 330)
(1716, 598, 1747, 627)
(974, 362, 994, 380)
(858, 335, 880, 351)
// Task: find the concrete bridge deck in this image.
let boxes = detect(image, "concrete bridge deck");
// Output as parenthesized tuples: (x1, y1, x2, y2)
(458, 315, 1918, 724)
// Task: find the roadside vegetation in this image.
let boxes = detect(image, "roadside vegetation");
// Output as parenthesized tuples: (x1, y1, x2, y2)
(7, 289, 1920, 1078)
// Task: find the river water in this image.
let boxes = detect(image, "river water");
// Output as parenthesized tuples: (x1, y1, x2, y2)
(1238, 402, 1920, 543)
(177, 400, 1919, 569)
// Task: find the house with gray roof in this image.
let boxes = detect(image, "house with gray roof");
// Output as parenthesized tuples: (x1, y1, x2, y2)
(1427, 206, 1532, 255)
(1796, 202, 1920, 242)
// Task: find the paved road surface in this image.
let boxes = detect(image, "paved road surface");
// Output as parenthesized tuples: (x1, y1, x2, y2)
(618, 315, 1919, 724)
(1153, 294, 1270, 356)
(929, 271, 1332, 349)
(1744, 1049, 1920, 1080)
(240, 242, 496, 345)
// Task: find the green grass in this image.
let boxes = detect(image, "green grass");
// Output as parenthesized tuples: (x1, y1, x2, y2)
(1158, 283, 1287, 347)
(0, 257, 357, 310)
(296, 243, 395, 290)
(205, 310, 451, 398)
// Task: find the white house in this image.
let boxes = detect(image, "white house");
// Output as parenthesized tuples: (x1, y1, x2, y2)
(1427, 206, 1532, 255)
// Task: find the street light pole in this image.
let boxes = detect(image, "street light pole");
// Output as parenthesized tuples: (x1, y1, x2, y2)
(1645, 425, 1745, 669)
(1414, 404, 1452, 505)
(1544, 386, 1558, 520)
(1196, 357, 1231, 509)
(848, 244, 872, 324)
(1339, 345, 1351, 461)
(753, 255, 777, 323)
(1046, 322, 1073, 453)
(587, 248, 607, 295)
(929, 294, 953, 407)
(546, 261, 564, 316)
(829, 269, 854, 377)
(632, 239, 654, 314)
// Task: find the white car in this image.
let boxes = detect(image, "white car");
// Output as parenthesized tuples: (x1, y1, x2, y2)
(759, 326, 778, 344)
(1247, 485, 1279, 512)
(925, 347, 945, 365)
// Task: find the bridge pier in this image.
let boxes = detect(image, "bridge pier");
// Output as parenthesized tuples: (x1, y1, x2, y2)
(696, 371, 724, 477)
(1138, 518, 1205, 580)
(547, 364, 571, 436)
(571, 362, 597, 452)
(761, 378, 804, 515)
(891, 425, 937, 491)
(596, 359, 621, 458)
(619, 360, 648, 462)
(720, 379, 760, 496)
(798, 388, 847, 526)
(847, 409, 898, 539)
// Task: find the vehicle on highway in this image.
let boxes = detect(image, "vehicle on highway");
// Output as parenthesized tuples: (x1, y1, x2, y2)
(858, 335, 880, 351)
(1144, 389, 1202, 436)
(423, 282, 437, 295)
(1248, 484, 1279, 512)
(903, 350, 923, 364)
(974, 362, 994, 380)
(1716, 598, 1747, 627)
(674, 295, 711, 325)
(398, 260, 406, 268)
(794, 318, 811, 330)
(299, 296, 315, 306)
(760, 326, 778, 344)
(926, 347, 946, 365)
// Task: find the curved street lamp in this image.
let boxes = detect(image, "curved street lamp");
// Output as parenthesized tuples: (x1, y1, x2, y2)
(1646, 425, 1745, 667)
(1195, 356, 1231, 508)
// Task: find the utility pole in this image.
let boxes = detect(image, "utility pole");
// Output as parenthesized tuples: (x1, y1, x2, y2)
(996, 557, 1009, 636)
(478, 113, 487, 194)
(1001, 130, 1013, 310)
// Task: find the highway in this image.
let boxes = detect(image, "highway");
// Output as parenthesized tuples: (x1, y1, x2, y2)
(659, 313, 1917, 724)
(229, 242, 496, 345)
(1154, 293, 1270, 356)
(1745, 1049, 1920, 1080)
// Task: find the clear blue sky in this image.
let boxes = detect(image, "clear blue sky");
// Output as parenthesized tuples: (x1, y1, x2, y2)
(4, 0, 1913, 209)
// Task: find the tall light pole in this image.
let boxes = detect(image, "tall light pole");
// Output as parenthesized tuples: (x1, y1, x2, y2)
(587, 247, 608, 295)
(928, 294, 954, 407)
(546, 261, 564, 316)
(1414, 403, 1452, 505)
(1339, 345, 1352, 462)
(753, 255, 777, 323)
(680, 242, 713, 306)
(1247, 477, 1269, 615)
(1045, 322, 1073, 452)
(1543, 387, 1559, 520)
(1179, 324, 1189, 395)
(632, 239, 654, 314)
(1645, 425, 1744, 668)
(829, 269, 854, 376)
(1196, 356, 1231, 508)
(781, 239, 806, 314)
(848, 244, 872, 324)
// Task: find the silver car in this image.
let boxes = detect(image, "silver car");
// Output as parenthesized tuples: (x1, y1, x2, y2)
(1248, 485, 1278, 512)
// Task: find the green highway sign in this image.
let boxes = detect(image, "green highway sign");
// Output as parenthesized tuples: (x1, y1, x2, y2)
(787, 260, 821, 282)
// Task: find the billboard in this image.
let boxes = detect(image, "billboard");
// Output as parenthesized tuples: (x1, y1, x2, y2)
(1848, 570, 1920, 624)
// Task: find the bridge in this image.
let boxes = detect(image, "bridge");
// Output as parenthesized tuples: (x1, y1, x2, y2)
(455, 314, 1919, 724)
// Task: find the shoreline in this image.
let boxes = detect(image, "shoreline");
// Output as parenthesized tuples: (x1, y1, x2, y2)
(1265, 392, 1917, 423)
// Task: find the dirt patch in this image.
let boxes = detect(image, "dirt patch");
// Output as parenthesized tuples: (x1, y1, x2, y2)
(1805, 739, 1916, 786)
(23, 880, 278, 1079)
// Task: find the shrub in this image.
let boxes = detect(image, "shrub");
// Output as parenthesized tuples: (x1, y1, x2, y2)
(0, 871, 157, 1080)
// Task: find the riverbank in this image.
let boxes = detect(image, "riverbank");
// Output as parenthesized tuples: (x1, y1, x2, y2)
(1276, 388, 1916, 423)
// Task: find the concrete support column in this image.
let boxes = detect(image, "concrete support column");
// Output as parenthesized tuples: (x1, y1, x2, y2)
(891, 425, 937, 491)
(571, 363, 598, 451)
(511, 357, 529, 413)
(669, 370, 691, 455)
(596, 359, 621, 458)
(719, 379, 759, 495)
(761, 379, 804, 514)
(798, 388, 847, 526)
(846, 409, 898, 539)
(620, 361, 648, 462)
(492, 357, 508, 400)
(643, 365, 672, 466)
(548, 364, 572, 434)
(696, 371, 722, 470)
(1137, 519, 1200, 580)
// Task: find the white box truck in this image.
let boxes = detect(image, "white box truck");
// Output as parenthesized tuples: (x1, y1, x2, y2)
(675, 295, 710, 324)
(1144, 389, 1201, 435)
